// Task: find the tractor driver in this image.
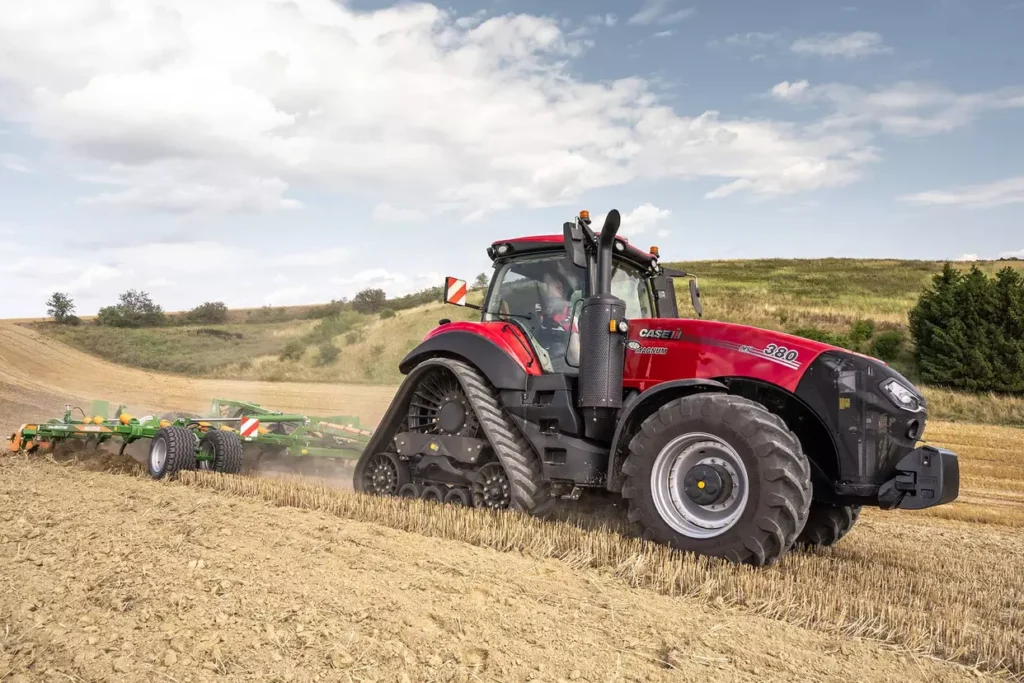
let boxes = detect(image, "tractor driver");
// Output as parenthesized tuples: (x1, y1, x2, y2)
(541, 271, 583, 333)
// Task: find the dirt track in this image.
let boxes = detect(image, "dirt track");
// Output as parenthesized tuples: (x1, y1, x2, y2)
(0, 457, 999, 683)
(0, 322, 397, 434)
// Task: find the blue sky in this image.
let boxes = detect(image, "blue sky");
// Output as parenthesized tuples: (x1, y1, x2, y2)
(0, 0, 1021, 318)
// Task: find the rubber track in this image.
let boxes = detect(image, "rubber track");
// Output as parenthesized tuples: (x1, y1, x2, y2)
(202, 430, 244, 474)
(156, 426, 198, 478)
(622, 393, 812, 566)
(796, 502, 861, 547)
(437, 358, 556, 518)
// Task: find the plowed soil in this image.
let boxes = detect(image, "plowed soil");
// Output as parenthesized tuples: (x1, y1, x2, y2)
(0, 457, 998, 683)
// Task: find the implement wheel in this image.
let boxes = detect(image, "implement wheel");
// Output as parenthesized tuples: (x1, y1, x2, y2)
(621, 393, 812, 566)
(199, 430, 244, 474)
(148, 426, 197, 480)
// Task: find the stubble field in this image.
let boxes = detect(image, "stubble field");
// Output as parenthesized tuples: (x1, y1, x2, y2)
(1, 319, 1022, 682)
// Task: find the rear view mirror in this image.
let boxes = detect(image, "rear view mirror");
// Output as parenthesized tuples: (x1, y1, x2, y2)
(651, 275, 679, 318)
(689, 278, 703, 318)
(562, 221, 586, 268)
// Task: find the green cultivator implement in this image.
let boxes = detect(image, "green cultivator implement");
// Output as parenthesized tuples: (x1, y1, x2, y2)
(7, 397, 374, 479)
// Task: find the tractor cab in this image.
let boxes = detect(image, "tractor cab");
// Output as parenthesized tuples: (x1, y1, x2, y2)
(447, 212, 703, 375)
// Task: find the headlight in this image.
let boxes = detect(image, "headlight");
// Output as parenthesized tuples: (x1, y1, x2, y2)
(880, 378, 923, 412)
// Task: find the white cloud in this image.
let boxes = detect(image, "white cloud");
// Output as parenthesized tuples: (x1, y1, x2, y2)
(0, 0, 899, 218)
(592, 203, 672, 239)
(654, 30, 674, 38)
(372, 203, 429, 222)
(328, 268, 442, 298)
(770, 80, 1024, 137)
(265, 286, 308, 306)
(0, 153, 30, 173)
(627, 0, 696, 26)
(956, 254, 979, 262)
(585, 14, 618, 27)
(1000, 249, 1024, 258)
(899, 176, 1024, 209)
(771, 80, 810, 101)
(790, 31, 892, 59)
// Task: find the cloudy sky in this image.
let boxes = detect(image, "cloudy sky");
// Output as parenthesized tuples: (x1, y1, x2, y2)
(0, 0, 1021, 318)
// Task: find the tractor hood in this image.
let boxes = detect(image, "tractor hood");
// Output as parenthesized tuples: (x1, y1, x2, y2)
(621, 317, 858, 394)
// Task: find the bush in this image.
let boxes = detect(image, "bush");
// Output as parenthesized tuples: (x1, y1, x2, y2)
(908, 263, 1024, 392)
(279, 339, 306, 361)
(848, 319, 876, 347)
(379, 308, 396, 320)
(186, 301, 229, 324)
(871, 329, 905, 362)
(96, 290, 166, 328)
(352, 288, 387, 314)
(315, 342, 340, 366)
(305, 312, 362, 344)
(789, 326, 850, 349)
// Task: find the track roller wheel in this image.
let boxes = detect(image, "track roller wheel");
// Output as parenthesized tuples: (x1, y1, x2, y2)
(421, 485, 445, 503)
(147, 426, 198, 480)
(361, 452, 409, 496)
(398, 482, 423, 499)
(443, 487, 472, 506)
(198, 430, 244, 474)
(621, 393, 812, 567)
(796, 502, 861, 548)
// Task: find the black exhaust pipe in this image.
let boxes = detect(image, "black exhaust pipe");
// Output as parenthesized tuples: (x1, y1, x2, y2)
(577, 209, 626, 442)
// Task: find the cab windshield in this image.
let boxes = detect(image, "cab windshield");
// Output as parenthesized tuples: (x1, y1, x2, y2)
(483, 251, 655, 372)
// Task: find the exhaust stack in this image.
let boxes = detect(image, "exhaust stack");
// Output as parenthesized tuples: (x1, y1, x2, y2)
(577, 209, 626, 441)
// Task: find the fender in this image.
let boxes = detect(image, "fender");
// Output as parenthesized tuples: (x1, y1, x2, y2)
(605, 378, 728, 491)
(399, 329, 531, 391)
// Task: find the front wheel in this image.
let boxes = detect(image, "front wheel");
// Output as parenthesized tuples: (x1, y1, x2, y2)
(796, 502, 861, 548)
(621, 393, 812, 566)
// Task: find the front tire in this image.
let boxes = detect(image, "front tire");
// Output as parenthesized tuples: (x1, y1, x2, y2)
(621, 393, 812, 566)
(796, 502, 860, 547)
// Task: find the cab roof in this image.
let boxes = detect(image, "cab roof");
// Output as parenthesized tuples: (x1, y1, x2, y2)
(487, 235, 658, 269)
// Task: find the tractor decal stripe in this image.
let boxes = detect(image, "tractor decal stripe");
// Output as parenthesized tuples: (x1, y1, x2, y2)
(445, 277, 467, 306)
(673, 334, 803, 370)
(240, 418, 260, 437)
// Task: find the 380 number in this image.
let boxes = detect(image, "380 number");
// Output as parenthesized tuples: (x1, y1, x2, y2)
(764, 343, 799, 362)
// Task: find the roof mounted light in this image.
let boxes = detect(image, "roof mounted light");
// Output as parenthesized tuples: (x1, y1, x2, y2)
(650, 246, 659, 257)
(614, 241, 625, 252)
(579, 209, 590, 222)
(496, 243, 511, 255)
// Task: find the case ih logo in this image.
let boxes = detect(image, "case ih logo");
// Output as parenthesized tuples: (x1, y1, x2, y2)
(639, 328, 682, 340)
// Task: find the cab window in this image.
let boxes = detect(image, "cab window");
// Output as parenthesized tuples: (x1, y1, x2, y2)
(610, 259, 654, 319)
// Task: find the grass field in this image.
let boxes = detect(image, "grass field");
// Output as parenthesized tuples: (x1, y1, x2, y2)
(29, 258, 1024, 428)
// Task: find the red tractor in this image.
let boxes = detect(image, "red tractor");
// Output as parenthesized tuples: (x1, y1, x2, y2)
(353, 209, 959, 565)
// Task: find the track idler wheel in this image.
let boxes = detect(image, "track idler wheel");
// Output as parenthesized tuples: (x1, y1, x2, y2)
(361, 452, 409, 496)
(471, 462, 512, 509)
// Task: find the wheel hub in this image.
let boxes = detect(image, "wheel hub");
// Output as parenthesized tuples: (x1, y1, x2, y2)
(683, 463, 732, 506)
(438, 398, 467, 434)
(649, 433, 750, 539)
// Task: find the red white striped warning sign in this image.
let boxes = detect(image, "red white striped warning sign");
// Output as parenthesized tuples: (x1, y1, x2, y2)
(239, 417, 260, 438)
(445, 277, 467, 306)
